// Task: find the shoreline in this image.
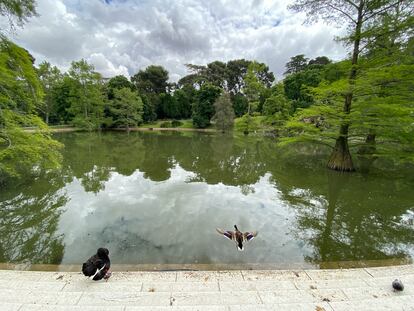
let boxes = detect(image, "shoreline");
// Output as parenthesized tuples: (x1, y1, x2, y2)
(24, 126, 216, 133)
(0, 258, 411, 272)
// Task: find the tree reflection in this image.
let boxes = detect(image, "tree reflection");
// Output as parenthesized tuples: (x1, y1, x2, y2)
(175, 134, 268, 187)
(0, 172, 67, 265)
(274, 163, 414, 265)
(57, 132, 146, 193)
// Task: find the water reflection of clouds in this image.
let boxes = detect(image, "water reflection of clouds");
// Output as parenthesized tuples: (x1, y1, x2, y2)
(58, 164, 309, 266)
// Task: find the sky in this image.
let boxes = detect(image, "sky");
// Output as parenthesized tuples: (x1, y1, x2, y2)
(6, 0, 347, 81)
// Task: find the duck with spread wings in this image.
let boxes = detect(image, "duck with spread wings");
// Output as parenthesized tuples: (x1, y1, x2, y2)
(216, 225, 258, 251)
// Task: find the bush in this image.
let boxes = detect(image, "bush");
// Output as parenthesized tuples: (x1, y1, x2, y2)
(171, 120, 183, 127)
(159, 121, 172, 128)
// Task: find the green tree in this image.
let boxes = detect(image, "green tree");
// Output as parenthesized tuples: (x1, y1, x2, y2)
(36, 61, 62, 124)
(232, 93, 248, 117)
(263, 94, 291, 125)
(284, 54, 309, 75)
(192, 83, 221, 128)
(131, 65, 169, 94)
(284, 67, 323, 110)
(288, 0, 413, 171)
(241, 61, 268, 134)
(109, 87, 143, 130)
(212, 92, 235, 133)
(173, 87, 193, 119)
(66, 59, 104, 130)
(131, 65, 169, 121)
(52, 76, 75, 124)
(308, 56, 331, 68)
(159, 93, 180, 119)
(0, 40, 62, 184)
(235, 113, 260, 135)
(106, 75, 133, 100)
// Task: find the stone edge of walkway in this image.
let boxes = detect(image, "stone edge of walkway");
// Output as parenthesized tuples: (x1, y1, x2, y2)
(0, 264, 412, 310)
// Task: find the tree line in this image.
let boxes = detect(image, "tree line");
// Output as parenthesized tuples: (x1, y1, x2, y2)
(1, 0, 413, 186)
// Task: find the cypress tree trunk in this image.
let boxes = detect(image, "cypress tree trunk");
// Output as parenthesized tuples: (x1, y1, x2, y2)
(327, 1, 363, 172)
(327, 94, 355, 171)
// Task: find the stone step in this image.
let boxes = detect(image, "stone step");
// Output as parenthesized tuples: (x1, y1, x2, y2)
(0, 266, 413, 310)
(0, 288, 410, 307)
(0, 278, 412, 293)
(3, 299, 412, 311)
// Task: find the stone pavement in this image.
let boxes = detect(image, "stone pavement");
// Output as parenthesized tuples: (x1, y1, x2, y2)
(0, 265, 413, 311)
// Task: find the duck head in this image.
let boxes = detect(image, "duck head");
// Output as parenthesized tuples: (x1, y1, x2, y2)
(97, 248, 109, 258)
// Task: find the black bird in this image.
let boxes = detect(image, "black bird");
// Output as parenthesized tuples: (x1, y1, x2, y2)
(392, 279, 404, 291)
(82, 248, 111, 281)
(216, 225, 258, 251)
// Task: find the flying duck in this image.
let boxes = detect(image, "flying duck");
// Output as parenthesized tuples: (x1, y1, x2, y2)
(216, 225, 258, 251)
(82, 248, 111, 281)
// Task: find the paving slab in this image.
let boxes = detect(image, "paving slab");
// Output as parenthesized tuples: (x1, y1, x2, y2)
(0, 265, 413, 310)
(228, 302, 334, 311)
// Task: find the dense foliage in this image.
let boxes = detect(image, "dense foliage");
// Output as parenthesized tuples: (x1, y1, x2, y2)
(0, 40, 62, 184)
(284, 0, 414, 171)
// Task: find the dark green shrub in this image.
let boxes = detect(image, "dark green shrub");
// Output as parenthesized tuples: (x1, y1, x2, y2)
(160, 121, 172, 128)
(171, 120, 183, 127)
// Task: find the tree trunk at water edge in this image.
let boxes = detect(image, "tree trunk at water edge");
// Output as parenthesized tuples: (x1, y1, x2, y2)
(327, 124, 355, 172)
(326, 1, 363, 172)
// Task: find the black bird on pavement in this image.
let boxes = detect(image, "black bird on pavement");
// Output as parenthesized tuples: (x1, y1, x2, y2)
(82, 248, 111, 281)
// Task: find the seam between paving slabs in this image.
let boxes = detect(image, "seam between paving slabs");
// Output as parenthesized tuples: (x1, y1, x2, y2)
(75, 291, 84, 305)
(327, 301, 336, 311)
(304, 270, 313, 280)
(60, 281, 68, 291)
(256, 290, 265, 304)
(363, 268, 375, 278)
(240, 270, 245, 281)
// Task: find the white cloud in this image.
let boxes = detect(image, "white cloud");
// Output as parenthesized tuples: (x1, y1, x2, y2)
(9, 0, 347, 80)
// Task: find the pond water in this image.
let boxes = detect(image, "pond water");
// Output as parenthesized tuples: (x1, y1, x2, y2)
(0, 131, 413, 270)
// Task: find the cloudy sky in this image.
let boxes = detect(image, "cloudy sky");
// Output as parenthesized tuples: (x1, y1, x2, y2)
(7, 0, 347, 81)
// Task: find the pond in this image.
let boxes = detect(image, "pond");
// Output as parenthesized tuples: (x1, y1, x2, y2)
(0, 131, 413, 270)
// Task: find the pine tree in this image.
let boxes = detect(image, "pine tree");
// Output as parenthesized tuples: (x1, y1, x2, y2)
(212, 92, 235, 133)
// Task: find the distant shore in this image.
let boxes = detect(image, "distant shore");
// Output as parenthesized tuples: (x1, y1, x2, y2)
(23, 126, 216, 133)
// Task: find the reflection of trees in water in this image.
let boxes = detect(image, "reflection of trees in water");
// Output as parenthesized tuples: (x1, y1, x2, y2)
(274, 166, 414, 265)
(173, 134, 269, 187)
(3, 132, 412, 265)
(57, 132, 146, 193)
(57, 132, 274, 191)
(0, 173, 67, 265)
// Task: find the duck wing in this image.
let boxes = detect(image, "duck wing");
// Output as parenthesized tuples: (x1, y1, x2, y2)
(216, 228, 234, 240)
(82, 253, 109, 278)
(82, 254, 99, 277)
(243, 231, 258, 242)
(91, 263, 107, 281)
